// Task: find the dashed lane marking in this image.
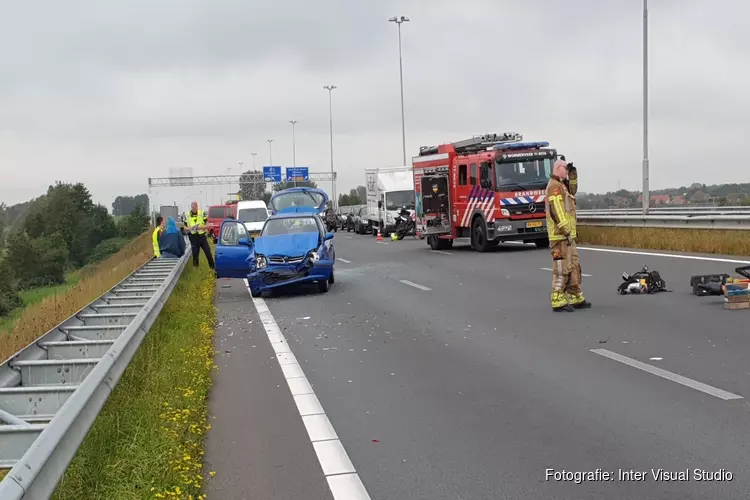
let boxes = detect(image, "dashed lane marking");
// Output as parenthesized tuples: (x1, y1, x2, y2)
(245, 280, 372, 500)
(338, 258, 352, 263)
(540, 267, 592, 277)
(344, 236, 353, 239)
(375, 241, 389, 245)
(591, 348, 743, 401)
(399, 279, 432, 291)
(432, 250, 454, 256)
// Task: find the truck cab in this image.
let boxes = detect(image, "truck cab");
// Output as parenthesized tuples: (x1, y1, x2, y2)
(413, 133, 555, 252)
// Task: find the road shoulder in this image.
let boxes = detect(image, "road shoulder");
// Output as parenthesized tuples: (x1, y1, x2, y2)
(203, 278, 334, 500)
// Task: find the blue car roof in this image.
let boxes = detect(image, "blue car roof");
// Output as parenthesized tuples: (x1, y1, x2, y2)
(268, 211, 318, 220)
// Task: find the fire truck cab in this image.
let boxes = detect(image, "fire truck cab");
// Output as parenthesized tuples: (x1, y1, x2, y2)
(412, 132, 557, 252)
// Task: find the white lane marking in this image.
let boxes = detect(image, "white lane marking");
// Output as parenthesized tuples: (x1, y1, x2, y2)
(540, 267, 592, 277)
(433, 250, 454, 256)
(578, 246, 750, 265)
(376, 241, 389, 245)
(344, 236, 353, 239)
(338, 258, 352, 263)
(245, 280, 372, 500)
(591, 348, 743, 401)
(399, 279, 432, 291)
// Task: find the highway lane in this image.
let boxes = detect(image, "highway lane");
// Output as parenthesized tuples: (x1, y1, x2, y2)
(209, 234, 750, 499)
(262, 235, 750, 499)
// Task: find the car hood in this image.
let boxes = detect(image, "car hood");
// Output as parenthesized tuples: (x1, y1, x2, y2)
(254, 233, 319, 258)
(244, 221, 265, 231)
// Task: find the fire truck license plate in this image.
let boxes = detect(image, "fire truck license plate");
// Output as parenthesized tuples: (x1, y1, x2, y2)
(526, 221, 543, 228)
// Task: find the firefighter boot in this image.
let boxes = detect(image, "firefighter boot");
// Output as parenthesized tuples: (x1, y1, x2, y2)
(551, 291, 575, 312)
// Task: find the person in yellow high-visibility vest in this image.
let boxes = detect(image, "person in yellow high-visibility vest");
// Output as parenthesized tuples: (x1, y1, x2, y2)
(545, 159, 591, 312)
(184, 201, 215, 269)
(152, 216, 165, 258)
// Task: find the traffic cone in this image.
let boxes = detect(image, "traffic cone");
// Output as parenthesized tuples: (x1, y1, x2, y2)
(376, 228, 383, 241)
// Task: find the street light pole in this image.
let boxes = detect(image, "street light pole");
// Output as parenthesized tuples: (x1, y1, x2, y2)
(389, 15, 410, 166)
(323, 85, 337, 206)
(289, 120, 298, 187)
(251, 152, 257, 170)
(642, 0, 650, 215)
(267, 139, 274, 166)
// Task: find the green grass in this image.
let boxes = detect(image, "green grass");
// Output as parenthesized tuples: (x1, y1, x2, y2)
(52, 263, 217, 500)
(0, 273, 82, 335)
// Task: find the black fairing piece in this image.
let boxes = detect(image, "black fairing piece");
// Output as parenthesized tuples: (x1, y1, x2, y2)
(690, 265, 750, 296)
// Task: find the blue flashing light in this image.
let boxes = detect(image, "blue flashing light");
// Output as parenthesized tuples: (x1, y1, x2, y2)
(493, 141, 550, 151)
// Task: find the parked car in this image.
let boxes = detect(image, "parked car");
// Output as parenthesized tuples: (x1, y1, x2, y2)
(214, 208, 336, 298)
(352, 206, 372, 234)
(207, 204, 236, 243)
(236, 200, 269, 239)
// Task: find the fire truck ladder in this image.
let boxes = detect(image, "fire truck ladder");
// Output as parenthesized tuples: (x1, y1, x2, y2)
(419, 132, 523, 156)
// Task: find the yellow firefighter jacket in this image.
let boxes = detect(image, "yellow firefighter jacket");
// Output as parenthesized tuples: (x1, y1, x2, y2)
(545, 175, 577, 242)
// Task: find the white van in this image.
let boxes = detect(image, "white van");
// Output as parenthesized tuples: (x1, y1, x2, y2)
(236, 200, 269, 237)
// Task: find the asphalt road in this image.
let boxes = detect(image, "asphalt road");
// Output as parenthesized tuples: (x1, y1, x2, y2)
(205, 233, 750, 500)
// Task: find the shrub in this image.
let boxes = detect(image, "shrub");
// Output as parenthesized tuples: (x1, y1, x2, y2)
(87, 237, 129, 264)
(0, 258, 22, 317)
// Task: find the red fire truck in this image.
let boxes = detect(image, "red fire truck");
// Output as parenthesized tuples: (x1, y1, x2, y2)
(412, 132, 558, 252)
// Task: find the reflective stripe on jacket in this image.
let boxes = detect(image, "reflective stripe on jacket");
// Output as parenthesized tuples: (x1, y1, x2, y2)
(152, 227, 163, 257)
(185, 210, 208, 235)
(545, 176, 576, 241)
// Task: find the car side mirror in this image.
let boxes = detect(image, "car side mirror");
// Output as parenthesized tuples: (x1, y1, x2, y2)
(238, 237, 253, 246)
(325, 232, 335, 241)
(378, 200, 383, 209)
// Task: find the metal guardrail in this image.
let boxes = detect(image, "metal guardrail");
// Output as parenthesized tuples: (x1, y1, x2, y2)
(577, 214, 750, 230)
(579, 206, 750, 215)
(0, 251, 189, 499)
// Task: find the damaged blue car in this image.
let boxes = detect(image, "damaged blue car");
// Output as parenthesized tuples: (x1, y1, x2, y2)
(214, 203, 336, 298)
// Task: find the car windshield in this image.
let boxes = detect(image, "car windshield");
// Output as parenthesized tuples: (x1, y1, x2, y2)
(238, 208, 269, 223)
(385, 190, 415, 211)
(495, 158, 551, 190)
(271, 191, 326, 211)
(262, 217, 320, 236)
(207, 206, 226, 218)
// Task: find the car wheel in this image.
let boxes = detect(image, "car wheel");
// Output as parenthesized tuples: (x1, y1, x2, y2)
(318, 279, 329, 293)
(328, 269, 335, 284)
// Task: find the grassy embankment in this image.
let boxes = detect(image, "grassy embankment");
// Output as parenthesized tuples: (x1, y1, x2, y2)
(577, 226, 750, 257)
(0, 232, 153, 362)
(51, 262, 217, 500)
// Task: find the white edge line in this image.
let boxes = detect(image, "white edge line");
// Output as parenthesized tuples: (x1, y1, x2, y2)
(540, 267, 592, 277)
(590, 348, 743, 401)
(338, 258, 352, 263)
(244, 279, 372, 500)
(578, 246, 750, 265)
(399, 279, 432, 291)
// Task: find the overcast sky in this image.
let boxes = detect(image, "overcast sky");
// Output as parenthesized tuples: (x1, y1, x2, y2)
(1, 0, 748, 211)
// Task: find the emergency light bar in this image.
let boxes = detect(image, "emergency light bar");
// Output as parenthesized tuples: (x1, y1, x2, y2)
(492, 141, 549, 151)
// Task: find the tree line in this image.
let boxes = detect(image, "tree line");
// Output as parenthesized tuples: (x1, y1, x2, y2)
(0, 183, 150, 317)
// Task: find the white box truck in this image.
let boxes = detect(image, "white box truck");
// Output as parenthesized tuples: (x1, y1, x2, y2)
(364, 167, 415, 237)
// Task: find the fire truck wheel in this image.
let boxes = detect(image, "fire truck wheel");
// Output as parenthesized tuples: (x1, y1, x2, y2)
(534, 238, 549, 248)
(471, 218, 490, 252)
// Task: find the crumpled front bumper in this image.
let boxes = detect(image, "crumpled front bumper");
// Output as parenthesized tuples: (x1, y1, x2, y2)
(248, 259, 331, 293)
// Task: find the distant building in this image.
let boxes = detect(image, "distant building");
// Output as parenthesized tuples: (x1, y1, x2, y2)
(670, 195, 686, 205)
(636, 194, 670, 205)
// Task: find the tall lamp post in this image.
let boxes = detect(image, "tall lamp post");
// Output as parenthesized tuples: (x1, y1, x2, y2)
(323, 85, 337, 206)
(389, 15, 410, 166)
(642, 0, 650, 214)
(289, 120, 298, 187)
(267, 139, 274, 166)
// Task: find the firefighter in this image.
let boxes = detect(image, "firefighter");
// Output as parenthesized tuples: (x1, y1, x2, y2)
(545, 158, 591, 312)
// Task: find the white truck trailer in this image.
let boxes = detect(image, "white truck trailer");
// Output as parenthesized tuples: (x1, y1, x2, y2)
(364, 167, 415, 237)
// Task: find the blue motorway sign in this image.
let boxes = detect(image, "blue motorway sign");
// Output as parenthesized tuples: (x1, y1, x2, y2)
(263, 166, 282, 182)
(286, 167, 309, 182)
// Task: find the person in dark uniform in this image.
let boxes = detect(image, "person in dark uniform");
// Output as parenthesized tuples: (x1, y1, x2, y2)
(184, 201, 215, 269)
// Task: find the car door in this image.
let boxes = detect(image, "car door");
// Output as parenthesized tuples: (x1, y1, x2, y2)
(315, 216, 335, 263)
(215, 220, 254, 279)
